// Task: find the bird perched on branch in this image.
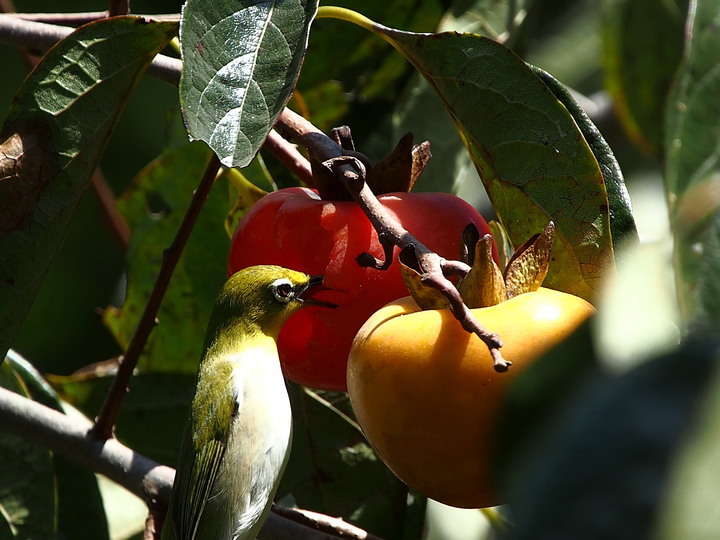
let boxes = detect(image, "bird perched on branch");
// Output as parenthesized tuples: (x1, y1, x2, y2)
(162, 265, 330, 540)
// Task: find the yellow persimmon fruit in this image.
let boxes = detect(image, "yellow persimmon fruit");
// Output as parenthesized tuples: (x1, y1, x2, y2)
(347, 287, 595, 508)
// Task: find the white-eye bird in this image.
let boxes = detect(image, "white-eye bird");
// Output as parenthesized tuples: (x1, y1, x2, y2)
(162, 265, 329, 540)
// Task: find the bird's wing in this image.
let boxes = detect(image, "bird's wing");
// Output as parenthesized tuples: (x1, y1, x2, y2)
(169, 371, 237, 540)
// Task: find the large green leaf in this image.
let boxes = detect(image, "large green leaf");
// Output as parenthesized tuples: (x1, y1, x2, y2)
(531, 66, 638, 252)
(664, 1, 720, 328)
(602, 0, 688, 154)
(0, 17, 179, 362)
(103, 142, 229, 374)
(335, 12, 614, 301)
(179, 0, 318, 167)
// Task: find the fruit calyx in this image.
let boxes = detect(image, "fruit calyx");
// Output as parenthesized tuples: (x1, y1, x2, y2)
(400, 222, 555, 311)
(311, 129, 432, 201)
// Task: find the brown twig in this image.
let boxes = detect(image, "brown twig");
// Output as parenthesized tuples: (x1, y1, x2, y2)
(0, 14, 182, 83)
(90, 169, 131, 250)
(264, 129, 314, 185)
(271, 505, 385, 540)
(108, 0, 130, 17)
(275, 108, 509, 371)
(5, 11, 180, 24)
(90, 154, 222, 440)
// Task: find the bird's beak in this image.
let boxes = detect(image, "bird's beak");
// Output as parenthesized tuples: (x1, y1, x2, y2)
(299, 276, 337, 308)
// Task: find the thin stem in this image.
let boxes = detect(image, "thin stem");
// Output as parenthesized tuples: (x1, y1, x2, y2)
(302, 387, 363, 435)
(108, 0, 130, 17)
(91, 154, 222, 440)
(264, 129, 314, 186)
(0, 15, 181, 84)
(90, 169, 131, 250)
(271, 505, 385, 540)
(8, 11, 108, 25)
(7, 11, 180, 24)
(315, 6, 379, 34)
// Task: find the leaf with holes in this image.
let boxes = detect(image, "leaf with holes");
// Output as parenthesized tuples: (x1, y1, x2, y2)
(0, 17, 178, 362)
(179, 0, 318, 167)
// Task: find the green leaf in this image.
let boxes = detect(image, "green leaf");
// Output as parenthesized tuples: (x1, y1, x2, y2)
(602, 0, 688, 154)
(530, 67, 638, 252)
(0, 17, 179, 361)
(280, 385, 426, 539)
(349, 16, 614, 301)
(664, 1, 720, 328)
(103, 142, 229, 374)
(179, 0, 318, 167)
(507, 338, 718, 540)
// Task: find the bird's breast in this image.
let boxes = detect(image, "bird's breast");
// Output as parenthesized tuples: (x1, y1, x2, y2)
(215, 343, 293, 537)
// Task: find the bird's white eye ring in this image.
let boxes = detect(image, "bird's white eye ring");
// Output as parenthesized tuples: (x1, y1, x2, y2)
(270, 278, 295, 303)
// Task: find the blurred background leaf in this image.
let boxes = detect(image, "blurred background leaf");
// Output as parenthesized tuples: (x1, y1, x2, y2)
(657, 340, 720, 539)
(602, 0, 688, 155)
(102, 141, 229, 374)
(664, 0, 720, 330)
(505, 337, 718, 540)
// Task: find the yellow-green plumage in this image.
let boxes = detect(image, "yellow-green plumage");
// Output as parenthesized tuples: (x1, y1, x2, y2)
(162, 265, 322, 540)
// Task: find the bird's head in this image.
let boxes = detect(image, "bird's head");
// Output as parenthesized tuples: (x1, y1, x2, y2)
(208, 265, 332, 343)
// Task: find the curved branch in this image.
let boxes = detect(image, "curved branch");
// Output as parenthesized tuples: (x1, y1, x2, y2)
(0, 386, 174, 504)
(0, 387, 382, 540)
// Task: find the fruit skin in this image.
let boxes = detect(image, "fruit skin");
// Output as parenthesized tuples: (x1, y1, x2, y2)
(228, 187, 494, 391)
(347, 288, 595, 508)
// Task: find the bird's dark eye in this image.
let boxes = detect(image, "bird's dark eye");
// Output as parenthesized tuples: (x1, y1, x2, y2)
(270, 278, 295, 303)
